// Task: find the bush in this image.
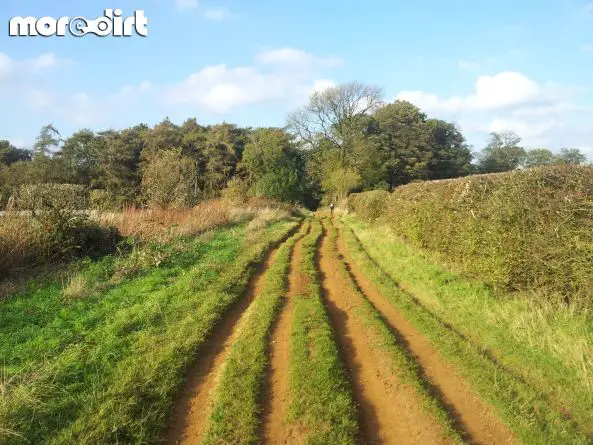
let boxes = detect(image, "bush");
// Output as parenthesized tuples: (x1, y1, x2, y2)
(0, 184, 119, 277)
(348, 165, 593, 310)
(347, 190, 390, 221)
(90, 189, 115, 212)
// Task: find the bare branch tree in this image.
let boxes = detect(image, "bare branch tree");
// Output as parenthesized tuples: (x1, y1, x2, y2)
(287, 81, 384, 153)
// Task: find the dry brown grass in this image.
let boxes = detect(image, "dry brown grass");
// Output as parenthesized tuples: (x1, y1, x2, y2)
(100, 198, 292, 243)
(61, 274, 89, 300)
(0, 215, 43, 277)
(0, 198, 296, 284)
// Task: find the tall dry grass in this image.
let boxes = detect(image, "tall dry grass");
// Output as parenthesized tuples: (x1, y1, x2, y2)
(1, 198, 295, 280)
(99, 198, 292, 243)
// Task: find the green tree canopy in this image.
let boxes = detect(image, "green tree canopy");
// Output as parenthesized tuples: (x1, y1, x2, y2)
(478, 131, 526, 173)
(240, 128, 305, 202)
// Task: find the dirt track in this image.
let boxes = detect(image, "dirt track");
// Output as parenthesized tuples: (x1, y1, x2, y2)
(165, 216, 518, 445)
(333, 219, 517, 445)
(262, 222, 311, 444)
(164, 236, 288, 445)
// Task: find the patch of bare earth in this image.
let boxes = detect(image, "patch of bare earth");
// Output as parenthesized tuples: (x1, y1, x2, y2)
(334, 219, 518, 445)
(317, 219, 451, 445)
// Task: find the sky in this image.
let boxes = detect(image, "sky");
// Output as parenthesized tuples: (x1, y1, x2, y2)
(1, 0, 593, 156)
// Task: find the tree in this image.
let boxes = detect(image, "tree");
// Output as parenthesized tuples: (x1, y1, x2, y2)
(141, 117, 182, 162)
(141, 148, 197, 208)
(93, 127, 145, 206)
(33, 124, 61, 159)
(426, 119, 473, 179)
(323, 166, 362, 203)
(0, 140, 31, 165)
(58, 129, 102, 184)
(287, 81, 383, 164)
(372, 100, 432, 188)
(523, 148, 556, 168)
(478, 131, 526, 173)
(240, 128, 305, 202)
(201, 123, 247, 197)
(556, 147, 586, 165)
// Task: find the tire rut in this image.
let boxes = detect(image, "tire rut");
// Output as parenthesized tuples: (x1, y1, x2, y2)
(261, 221, 311, 444)
(164, 226, 300, 445)
(333, 218, 518, 445)
(316, 219, 451, 445)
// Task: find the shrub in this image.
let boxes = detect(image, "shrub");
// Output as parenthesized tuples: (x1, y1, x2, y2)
(348, 165, 593, 310)
(90, 189, 115, 212)
(0, 184, 119, 277)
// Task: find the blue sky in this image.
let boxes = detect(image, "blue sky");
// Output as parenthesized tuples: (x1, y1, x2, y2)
(1, 0, 592, 155)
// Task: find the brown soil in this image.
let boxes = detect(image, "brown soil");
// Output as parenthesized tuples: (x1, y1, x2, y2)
(317, 219, 452, 445)
(165, 236, 289, 445)
(333, 219, 518, 445)
(261, 222, 311, 445)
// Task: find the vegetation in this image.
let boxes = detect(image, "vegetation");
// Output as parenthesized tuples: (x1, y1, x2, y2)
(322, 219, 463, 443)
(348, 165, 593, 311)
(2, 80, 592, 445)
(288, 219, 359, 443)
(5, 82, 585, 214)
(202, 222, 308, 444)
(0, 209, 298, 444)
(340, 216, 592, 444)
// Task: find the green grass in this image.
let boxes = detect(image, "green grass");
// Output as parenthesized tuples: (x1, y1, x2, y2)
(287, 218, 359, 445)
(321, 218, 464, 444)
(341, 215, 592, 444)
(0, 218, 299, 445)
(202, 220, 309, 445)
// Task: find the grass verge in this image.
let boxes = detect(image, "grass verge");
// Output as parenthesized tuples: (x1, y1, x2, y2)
(340, 215, 591, 444)
(201, 221, 309, 444)
(0, 217, 299, 445)
(287, 218, 359, 444)
(321, 218, 464, 444)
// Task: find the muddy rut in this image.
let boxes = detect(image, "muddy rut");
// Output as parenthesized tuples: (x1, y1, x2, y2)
(317, 219, 451, 445)
(332, 218, 518, 445)
(165, 234, 292, 445)
(262, 222, 311, 444)
(165, 216, 518, 445)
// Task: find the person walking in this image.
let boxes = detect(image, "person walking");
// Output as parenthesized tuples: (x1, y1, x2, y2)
(330, 202, 335, 215)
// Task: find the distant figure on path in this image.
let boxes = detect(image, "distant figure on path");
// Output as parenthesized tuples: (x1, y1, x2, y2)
(330, 202, 335, 215)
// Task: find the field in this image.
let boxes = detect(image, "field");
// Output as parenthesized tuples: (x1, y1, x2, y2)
(2, 190, 592, 445)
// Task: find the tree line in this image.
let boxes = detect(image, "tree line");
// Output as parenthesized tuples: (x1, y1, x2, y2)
(0, 81, 588, 210)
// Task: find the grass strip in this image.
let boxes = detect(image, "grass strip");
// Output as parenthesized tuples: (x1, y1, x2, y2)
(202, 221, 310, 444)
(340, 216, 590, 445)
(321, 218, 464, 444)
(287, 218, 359, 445)
(1, 218, 299, 445)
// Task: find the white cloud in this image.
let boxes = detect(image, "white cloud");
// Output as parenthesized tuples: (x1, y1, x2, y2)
(0, 52, 63, 90)
(581, 44, 593, 52)
(163, 48, 340, 114)
(203, 8, 230, 20)
(312, 79, 336, 93)
(396, 71, 593, 150)
(174, 0, 199, 10)
(8, 138, 25, 149)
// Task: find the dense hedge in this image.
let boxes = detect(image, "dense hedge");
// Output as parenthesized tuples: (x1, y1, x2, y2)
(348, 165, 593, 309)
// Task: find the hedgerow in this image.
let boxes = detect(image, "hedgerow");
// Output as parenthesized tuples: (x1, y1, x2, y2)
(348, 165, 593, 310)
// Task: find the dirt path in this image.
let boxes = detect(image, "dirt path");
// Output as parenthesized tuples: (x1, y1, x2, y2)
(334, 219, 518, 445)
(165, 232, 295, 445)
(262, 222, 311, 444)
(317, 219, 451, 445)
